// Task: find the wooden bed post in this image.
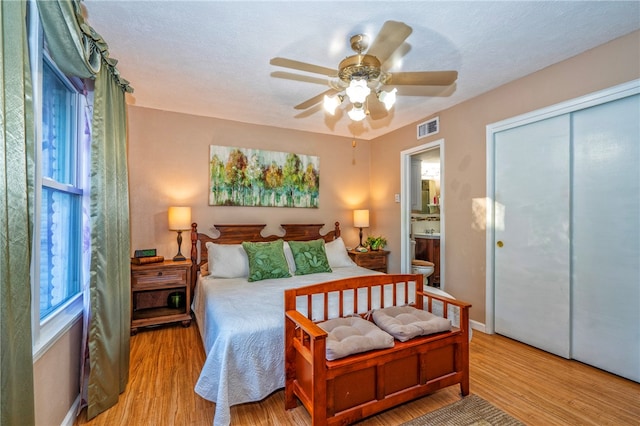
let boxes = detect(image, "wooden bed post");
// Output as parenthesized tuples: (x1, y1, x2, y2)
(190, 222, 198, 292)
(311, 336, 328, 426)
(284, 289, 301, 411)
(459, 298, 471, 396)
(284, 314, 297, 410)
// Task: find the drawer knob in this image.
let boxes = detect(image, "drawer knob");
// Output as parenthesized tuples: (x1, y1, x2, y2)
(157, 271, 163, 276)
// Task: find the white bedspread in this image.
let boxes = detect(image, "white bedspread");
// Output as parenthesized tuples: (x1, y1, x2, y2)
(191, 265, 380, 426)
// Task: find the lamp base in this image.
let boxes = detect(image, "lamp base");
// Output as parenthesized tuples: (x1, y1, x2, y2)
(173, 230, 186, 262)
(355, 227, 368, 252)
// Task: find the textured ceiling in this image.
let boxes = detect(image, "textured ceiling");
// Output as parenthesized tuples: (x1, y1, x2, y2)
(82, 1, 640, 140)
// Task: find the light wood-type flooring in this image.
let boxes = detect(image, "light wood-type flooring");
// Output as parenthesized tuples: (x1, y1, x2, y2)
(75, 323, 640, 425)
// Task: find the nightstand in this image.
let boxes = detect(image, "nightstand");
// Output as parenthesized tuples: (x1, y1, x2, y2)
(130, 259, 192, 335)
(348, 250, 389, 273)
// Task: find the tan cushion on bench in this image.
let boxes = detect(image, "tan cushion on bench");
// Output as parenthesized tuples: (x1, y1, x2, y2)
(318, 317, 394, 361)
(372, 306, 452, 342)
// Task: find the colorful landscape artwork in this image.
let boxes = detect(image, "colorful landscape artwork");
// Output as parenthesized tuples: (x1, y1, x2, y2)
(208, 145, 319, 208)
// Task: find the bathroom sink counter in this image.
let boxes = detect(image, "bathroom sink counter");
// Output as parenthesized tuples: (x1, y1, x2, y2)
(413, 233, 440, 239)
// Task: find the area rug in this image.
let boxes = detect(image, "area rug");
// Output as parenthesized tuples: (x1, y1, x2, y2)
(400, 394, 525, 426)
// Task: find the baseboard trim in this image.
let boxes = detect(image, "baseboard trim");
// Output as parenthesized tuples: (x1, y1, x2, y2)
(61, 394, 81, 426)
(470, 319, 486, 333)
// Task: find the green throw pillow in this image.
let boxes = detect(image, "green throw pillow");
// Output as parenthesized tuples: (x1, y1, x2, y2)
(289, 239, 332, 275)
(242, 239, 291, 282)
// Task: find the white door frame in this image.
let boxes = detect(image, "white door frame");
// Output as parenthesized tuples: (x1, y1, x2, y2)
(485, 79, 640, 334)
(400, 139, 445, 288)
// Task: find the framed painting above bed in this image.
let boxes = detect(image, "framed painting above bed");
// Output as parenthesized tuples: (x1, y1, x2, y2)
(208, 145, 319, 208)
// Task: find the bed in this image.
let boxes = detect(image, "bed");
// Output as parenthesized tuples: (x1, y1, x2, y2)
(189, 222, 382, 426)
(189, 222, 469, 426)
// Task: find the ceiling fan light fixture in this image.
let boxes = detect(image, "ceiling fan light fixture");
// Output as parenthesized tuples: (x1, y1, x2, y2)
(323, 94, 343, 115)
(270, 21, 460, 124)
(345, 79, 371, 104)
(377, 88, 397, 110)
(347, 104, 367, 122)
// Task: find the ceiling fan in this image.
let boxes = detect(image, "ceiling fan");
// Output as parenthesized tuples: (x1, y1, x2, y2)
(270, 20, 458, 122)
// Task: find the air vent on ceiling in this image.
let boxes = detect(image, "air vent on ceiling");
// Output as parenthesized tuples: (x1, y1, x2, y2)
(417, 117, 439, 139)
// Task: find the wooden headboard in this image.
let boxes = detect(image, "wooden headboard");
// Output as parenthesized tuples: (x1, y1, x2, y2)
(189, 222, 341, 290)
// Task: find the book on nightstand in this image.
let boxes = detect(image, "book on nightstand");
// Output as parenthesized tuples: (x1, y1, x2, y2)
(130, 255, 164, 265)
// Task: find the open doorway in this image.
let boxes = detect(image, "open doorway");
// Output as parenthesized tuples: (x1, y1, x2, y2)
(400, 139, 444, 289)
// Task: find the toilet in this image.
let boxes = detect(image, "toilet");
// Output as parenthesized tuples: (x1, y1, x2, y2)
(410, 239, 435, 286)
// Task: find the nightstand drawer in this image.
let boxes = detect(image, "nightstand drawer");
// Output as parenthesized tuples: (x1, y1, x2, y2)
(132, 268, 186, 289)
(348, 250, 390, 273)
(356, 253, 387, 269)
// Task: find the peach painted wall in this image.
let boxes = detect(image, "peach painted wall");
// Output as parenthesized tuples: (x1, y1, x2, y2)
(370, 30, 640, 324)
(33, 318, 82, 425)
(127, 109, 372, 257)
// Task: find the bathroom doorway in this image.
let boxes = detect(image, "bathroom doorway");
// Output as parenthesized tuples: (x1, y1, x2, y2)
(400, 139, 445, 289)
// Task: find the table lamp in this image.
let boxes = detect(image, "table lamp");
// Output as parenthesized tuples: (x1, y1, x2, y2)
(168, 206, 191, 261)
(353, 209, 369, 251)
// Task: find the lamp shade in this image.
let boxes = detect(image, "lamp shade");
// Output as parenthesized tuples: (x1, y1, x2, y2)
(168, 206, 192, 230)
(353, 209, 369, 228)
(345, 79, 371, 104)
(378, 88, 397, 110)
(323, 94, 342, 115)
(347, 105, 367, 122)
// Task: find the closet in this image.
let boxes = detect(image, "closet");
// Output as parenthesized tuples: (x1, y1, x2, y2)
(488, 81, 639, 382)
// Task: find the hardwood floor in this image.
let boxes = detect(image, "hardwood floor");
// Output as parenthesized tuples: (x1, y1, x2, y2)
(75, 323, 640, 426)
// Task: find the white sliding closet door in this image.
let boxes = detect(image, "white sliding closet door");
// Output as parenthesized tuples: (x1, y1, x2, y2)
(571, 94, 640, 382)
(494, 115, 571, 358)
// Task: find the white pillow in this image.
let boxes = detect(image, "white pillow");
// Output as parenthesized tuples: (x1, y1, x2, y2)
(372, 306, 451, 342)
(318, 316, 394, 361)
(205, 242, 249, 278)
(325, 237, 355, 268)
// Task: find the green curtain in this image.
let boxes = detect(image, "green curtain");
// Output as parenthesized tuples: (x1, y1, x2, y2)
(37, 0, 133, 419)
(37, 0, 101, 78)
(0, 1, 36, 425)
(86, 62, 131, 420)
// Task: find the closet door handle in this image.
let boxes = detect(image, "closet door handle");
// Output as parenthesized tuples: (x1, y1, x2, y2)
(497, 241, 504, 248)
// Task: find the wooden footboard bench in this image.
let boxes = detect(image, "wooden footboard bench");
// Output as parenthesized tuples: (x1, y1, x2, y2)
(284, 274, 471, 426)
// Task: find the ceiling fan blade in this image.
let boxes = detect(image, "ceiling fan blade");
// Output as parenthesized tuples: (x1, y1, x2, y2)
(381, 42, 411, 69)
(367, 21, 412, 64)
(294, 88, 338, 110)
(389, 71, 458, 86)
(295, 104, 322, 119)
(271, 71, 328, 86)
(270, 57, 336, 77)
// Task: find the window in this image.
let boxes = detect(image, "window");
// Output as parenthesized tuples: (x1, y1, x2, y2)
(38, 59, 83, 320)
(29, 6, 90, 358)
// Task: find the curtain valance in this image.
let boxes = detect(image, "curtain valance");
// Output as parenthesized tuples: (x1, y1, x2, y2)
(37, 0, 132, 93)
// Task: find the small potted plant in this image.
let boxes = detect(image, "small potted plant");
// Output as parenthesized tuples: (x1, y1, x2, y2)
(366, 235, 387, 251)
